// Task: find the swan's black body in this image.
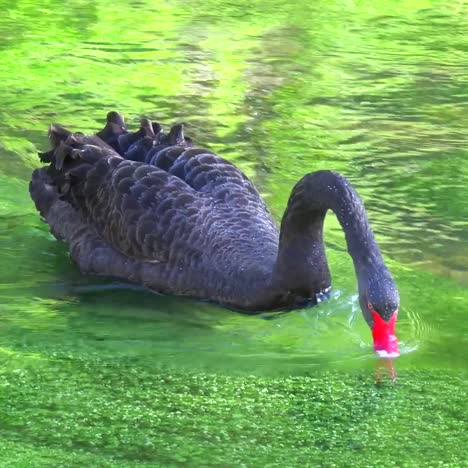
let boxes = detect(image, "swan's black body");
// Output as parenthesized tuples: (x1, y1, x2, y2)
(30, 113, 399, 324)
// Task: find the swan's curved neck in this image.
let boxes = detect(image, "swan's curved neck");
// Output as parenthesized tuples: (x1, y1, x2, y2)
(273, 170, 384, 299)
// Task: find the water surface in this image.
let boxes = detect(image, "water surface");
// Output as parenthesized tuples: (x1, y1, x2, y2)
(0, 0, 467, 465)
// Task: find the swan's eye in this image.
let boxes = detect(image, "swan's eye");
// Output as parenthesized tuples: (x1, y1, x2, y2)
(368, 302, 398, 322)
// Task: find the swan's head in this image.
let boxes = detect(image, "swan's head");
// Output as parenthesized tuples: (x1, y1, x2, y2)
(359, 268, 400, 359)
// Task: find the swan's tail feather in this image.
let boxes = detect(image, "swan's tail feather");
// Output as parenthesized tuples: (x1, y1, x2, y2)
(118, 127, 146, 154)
(32, 123, 119, 219)
(118, 118, 164, 162)
(141, 124, 193, 167)
(30, 126, 78, 221)
(123, 136, 155, 162)
(168, 124, 185, 146)
(95, 111, 127, 153)
(152, 121, 163, 138)
(31, 113, 200, 213)
(53, 140, 73, 171)
(140, 118, 157, 139)
(105, 111, 127, 132)
(48, 123, 72, 148)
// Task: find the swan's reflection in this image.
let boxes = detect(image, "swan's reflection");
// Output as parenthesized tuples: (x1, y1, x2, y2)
(375, 358, 397, 384)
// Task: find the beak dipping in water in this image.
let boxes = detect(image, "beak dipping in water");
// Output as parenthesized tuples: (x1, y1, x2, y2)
(371, 310, 399, 358)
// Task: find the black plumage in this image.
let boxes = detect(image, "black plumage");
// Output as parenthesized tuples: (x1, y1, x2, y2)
(30, 112, 399, 325)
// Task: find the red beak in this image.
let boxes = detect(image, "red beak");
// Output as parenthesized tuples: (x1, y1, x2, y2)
(371, 310, 399, 358)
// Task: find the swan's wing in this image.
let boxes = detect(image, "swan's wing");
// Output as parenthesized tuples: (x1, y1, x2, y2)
(168, 150, 275, 223)
(173, 152, 258, 195)
(116, 124, 274, 220)
(35, 120, 276, 270)
(103, 118, 261, 210)
(48, 140, 204, 264)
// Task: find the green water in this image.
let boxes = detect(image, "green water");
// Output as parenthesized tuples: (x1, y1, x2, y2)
(0, 0, 467, 465)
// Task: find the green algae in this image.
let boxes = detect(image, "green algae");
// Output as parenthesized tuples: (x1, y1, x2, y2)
(0, 356, 466, 467)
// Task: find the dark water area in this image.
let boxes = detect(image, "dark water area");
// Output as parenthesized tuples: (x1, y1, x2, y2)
(0, 0, 467, 465)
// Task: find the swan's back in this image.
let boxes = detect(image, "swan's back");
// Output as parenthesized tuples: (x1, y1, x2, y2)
(30, 115, 280, 308)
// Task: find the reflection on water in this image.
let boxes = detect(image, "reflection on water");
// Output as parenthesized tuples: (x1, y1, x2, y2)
(375, 358, 397, 384)
(0, 0, 467, 378)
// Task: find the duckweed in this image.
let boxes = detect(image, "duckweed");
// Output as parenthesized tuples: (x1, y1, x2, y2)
(0, 356, 466, 466)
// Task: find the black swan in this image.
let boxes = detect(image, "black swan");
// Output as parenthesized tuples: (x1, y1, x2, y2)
(30, 112, 400, 358)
